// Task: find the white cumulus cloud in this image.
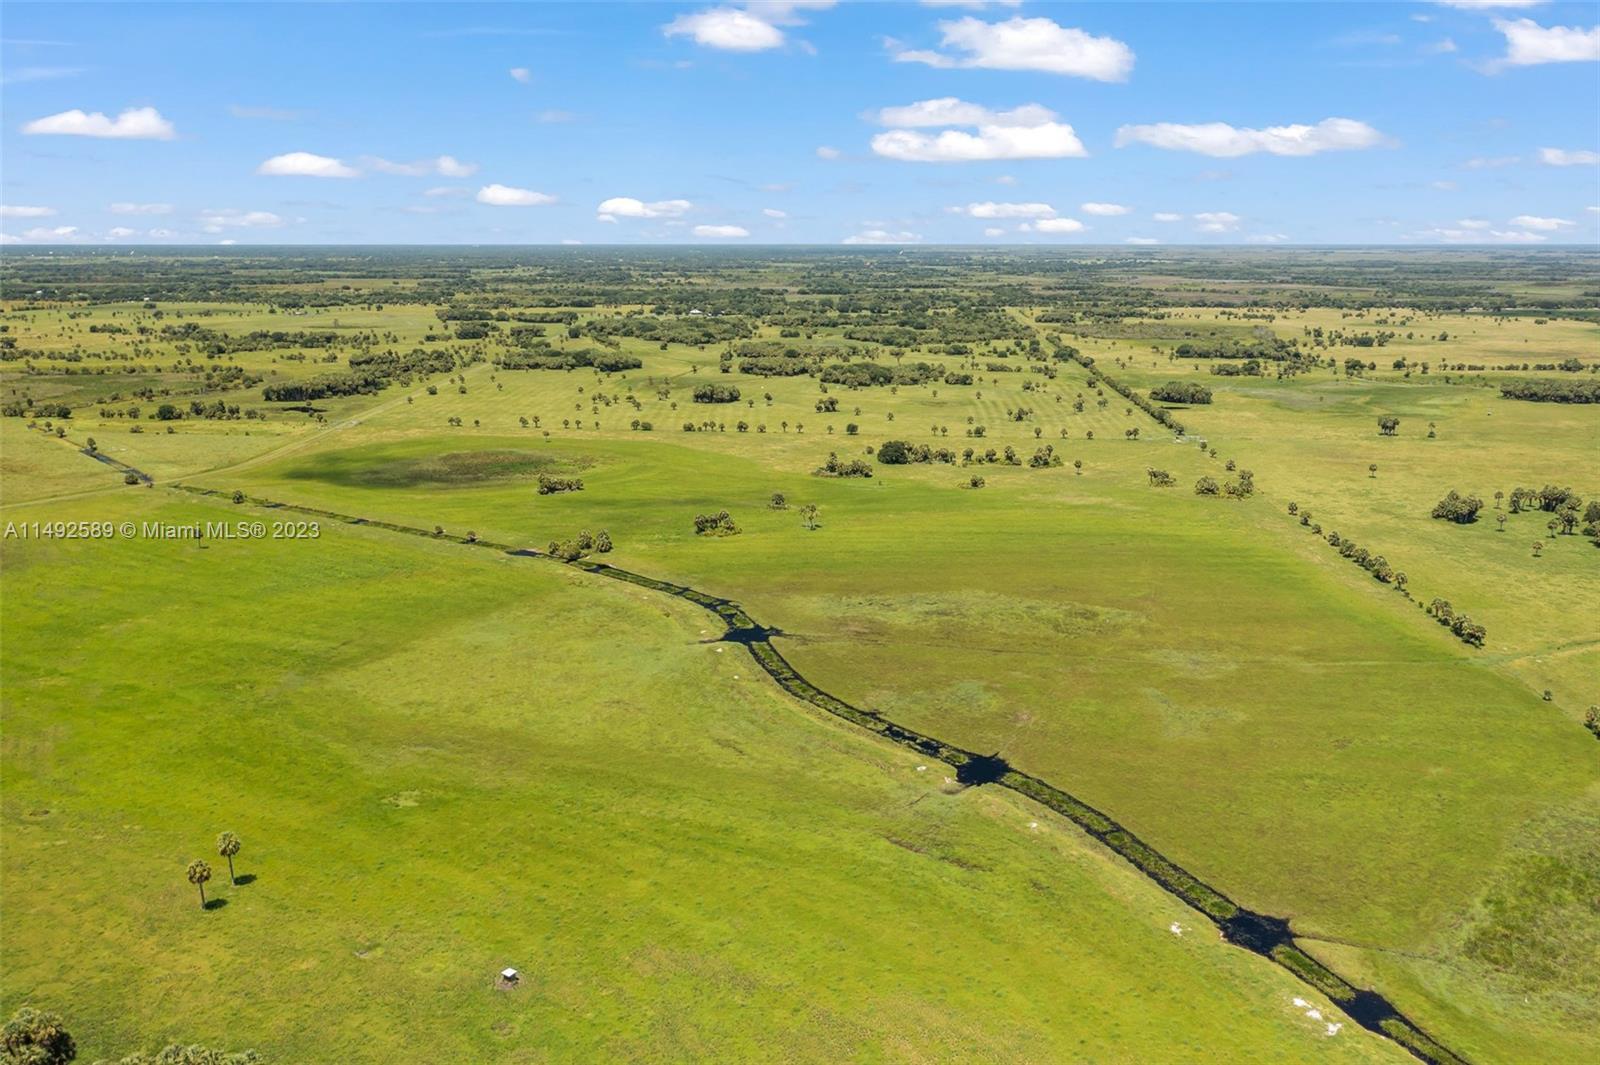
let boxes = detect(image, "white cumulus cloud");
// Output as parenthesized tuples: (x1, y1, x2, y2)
(20, 226, 83, 242)
(842, 228, 921, 244)
(1193, 211, 1241, 233)
(478, 184, 556, 206)
(257, 152, 359, 178)
(199, 209, 284, 233)
(666, 8, 783, 50)
(1081, 202, 1130, 215)
(23, 106, 176, 140)
(109, 202, 173, 215)
(1411, 225, 1547, 243)
(1509, 213, 1574, 230)
(1485, 17, 1600, 70)
(815, 145, 841, 159)
(510, 67, 532, 83)
(890, 15, 1134, 81)
(872, 102, 1086, 163)
(596, 197, 693, 222)
(1115, 117, 1385, 157)
(763, 208, 787, 218)
(868, 97, 1055, 128)
(367, 155, 479, 178)
(664, 3, 833, 51)
(693, 224, 750, 237)
(956, 201, 1057, 218)
(0, 205, 56, 218)
(1028, 217, 1086, 233)
(1152, 212, 1183, 222)
(1539, 147, 1599, 166)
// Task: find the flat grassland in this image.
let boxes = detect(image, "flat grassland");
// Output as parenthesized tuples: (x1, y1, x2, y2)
(3, 249, 1595, 1063)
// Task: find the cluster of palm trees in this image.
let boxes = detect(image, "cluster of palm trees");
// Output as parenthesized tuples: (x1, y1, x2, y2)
(185, 832, 243, 910)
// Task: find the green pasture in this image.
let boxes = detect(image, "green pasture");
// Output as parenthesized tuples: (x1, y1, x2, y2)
(1105, 352, 1599, 711)
(0, 489, 1403, 1064)
(202, 419, 1595, 1064)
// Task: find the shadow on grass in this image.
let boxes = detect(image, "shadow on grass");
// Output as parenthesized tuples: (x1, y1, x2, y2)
(232, 873, 256, 886)
(202, 897, 229, 911)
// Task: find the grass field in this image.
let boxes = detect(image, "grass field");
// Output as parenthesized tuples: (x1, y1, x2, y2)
(1, 489, 1407, 1064)
(3, 248, 1596, 1063)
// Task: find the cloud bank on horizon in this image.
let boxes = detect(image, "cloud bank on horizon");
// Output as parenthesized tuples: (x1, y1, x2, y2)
(2, 1, 1596, 246)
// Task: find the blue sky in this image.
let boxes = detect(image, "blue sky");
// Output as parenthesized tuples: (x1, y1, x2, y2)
(3, 1, 1597, 246)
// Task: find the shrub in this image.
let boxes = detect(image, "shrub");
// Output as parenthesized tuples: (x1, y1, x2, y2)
(876, 439, 912, 464)
(693, 510, 740, 536)
(537, 473, 584, 495)
(1430, 490, 1482, 524)
(815, 452, 873, 478)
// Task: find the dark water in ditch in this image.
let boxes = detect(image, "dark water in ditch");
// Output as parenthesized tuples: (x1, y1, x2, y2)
(169, 484, 1465, 1065)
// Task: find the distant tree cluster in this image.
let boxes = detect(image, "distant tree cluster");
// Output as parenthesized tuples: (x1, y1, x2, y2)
(262, 348, 455, 403)
(1498, 379, 1599, 404)
(1149, 381, 1213, 405)
(547, 529, 612, 561)
(1146, 467, 1177, 487)
(496, 347, 641, 373)
(1054, 346, 1186, 435)
(819, 361, 944, 388)
(1027, 445, 1063, 468)
(1195, 469, 1253, 498)
(1426, 598, 1486, 647)
(814, 452, 873, 478)
(2, 401, 72, 419)
(583, 314, 754, 346)
(876, 439, 956, 465)
(1508, 484, 1580, 515)
(692, 383, 741, 404)
(1209, 359, 1264, 377)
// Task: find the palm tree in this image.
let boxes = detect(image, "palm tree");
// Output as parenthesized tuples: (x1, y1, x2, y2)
(1, 1006, 76, 1064)
(217, 831, 242, 884)
(187, 859, 213, 908)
